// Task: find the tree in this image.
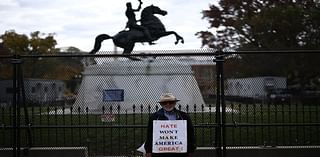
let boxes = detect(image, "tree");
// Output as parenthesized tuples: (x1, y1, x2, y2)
(0, 30, 59, 77)
(0, 30, 83, 80)
(0, 30, 58, 55)
(0, 44, 11, 79)
(197, 0, 320, 50)
(64, 46, 82, 53)
(197, 0, 320, 90)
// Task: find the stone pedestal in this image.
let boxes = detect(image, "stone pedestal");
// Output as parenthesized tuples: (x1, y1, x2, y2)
(73, 59, 206, 113)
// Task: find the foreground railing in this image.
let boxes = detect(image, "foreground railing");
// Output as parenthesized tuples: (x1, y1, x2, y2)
(1, 102, 320, 156)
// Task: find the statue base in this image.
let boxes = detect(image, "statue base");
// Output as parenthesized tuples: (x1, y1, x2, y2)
(73, 59, 207, 113)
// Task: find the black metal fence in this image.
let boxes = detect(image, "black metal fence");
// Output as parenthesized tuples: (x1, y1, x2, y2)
(1, 50, 320, 157)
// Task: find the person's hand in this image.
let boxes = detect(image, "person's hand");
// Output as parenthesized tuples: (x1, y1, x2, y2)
(146, 153, 152, 157)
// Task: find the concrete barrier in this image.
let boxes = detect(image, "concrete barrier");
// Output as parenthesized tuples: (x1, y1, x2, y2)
(194, 146, 320, 157)
(0, 147, 88, 157)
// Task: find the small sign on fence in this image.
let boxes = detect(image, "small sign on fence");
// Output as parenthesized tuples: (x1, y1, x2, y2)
(100, 114, 116, 122)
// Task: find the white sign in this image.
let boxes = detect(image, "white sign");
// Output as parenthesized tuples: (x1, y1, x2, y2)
(100, 114, 115, 122)
(152, 120, 187, 153)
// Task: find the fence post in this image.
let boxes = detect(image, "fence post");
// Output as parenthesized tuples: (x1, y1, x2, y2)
(215, 50, 226, 157)
(220, 52, 226, 157)
(215, 55, 221, 157)
(10, 56, 32, 157)
(11, 56, 22, 157)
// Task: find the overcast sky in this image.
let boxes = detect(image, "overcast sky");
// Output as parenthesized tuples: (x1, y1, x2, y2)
(0, 0, 218, 53)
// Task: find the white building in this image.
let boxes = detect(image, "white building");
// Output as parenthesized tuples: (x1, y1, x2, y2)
(225, 76, 287, 99)
(0, 79, 65, 106)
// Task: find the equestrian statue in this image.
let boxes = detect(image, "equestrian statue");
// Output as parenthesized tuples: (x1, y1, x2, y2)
(89, 0, 184, 60)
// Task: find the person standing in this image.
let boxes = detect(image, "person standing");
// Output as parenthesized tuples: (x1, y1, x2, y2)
(144, 93, 196, 157)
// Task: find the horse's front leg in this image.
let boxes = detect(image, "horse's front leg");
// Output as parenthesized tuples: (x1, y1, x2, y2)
(162, 31, 184, 45)
(122, 43, 141, 61)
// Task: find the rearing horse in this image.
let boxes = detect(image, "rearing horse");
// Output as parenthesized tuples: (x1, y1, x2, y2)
(90, 5, 184, 57)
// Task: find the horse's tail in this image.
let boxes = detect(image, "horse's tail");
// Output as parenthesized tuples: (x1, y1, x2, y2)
(90, 34, 113, 54)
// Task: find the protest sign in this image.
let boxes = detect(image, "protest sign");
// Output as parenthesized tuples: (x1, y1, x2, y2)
(152, 120, 187, 153)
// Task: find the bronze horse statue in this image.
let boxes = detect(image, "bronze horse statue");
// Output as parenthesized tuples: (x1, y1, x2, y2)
(90, 5, 184, 59)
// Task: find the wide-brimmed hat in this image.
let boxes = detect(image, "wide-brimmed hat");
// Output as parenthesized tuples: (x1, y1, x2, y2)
(158, 93, 180, 103)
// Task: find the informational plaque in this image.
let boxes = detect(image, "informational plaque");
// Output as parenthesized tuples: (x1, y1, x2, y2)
(152, 120, 187, 153)
(103, 89, 124, 102)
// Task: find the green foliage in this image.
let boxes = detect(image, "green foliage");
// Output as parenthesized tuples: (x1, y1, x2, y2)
(64, 46, 82, 53)
(198, 0, 320, 90)
(0, 30, 58, 55)
(197, 0, 320, 50)
(0, 30, 83, 80)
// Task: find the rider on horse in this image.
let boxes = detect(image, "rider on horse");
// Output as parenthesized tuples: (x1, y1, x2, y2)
(125, 0, 154, 45)
(90, 3, 184, 60)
